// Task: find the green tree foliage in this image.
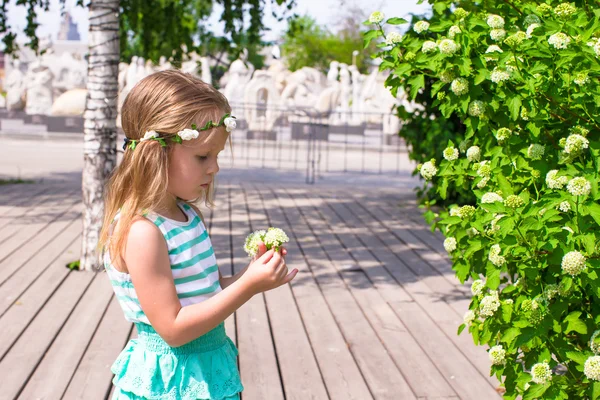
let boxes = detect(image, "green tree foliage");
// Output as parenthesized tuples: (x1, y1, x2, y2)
(367, 1, 600, 399)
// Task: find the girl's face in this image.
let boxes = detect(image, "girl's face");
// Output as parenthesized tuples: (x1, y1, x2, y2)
(167, 127, 229, 201)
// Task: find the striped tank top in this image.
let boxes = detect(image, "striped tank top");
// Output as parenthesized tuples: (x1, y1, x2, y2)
(104, 201, 223, 325)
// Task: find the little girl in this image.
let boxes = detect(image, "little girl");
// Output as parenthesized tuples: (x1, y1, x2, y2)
(99, 70, 298, 400)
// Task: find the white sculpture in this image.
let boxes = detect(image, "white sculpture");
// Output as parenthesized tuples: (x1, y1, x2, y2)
(51, 88, 87, 116)
(157, 56, 172, 71)
(338, 63, 351, 123)
(200, 57, 212, 85)
(244, 71, 281, 131)
(349, 65, 363, 124)
(25, 60, 55, 115)
(135, 57, 148, 83)
(5, 59, 26, 111)
(327, 61, 340, 84)
(125, 56, 139, 92)
(223, 52, 254, 105)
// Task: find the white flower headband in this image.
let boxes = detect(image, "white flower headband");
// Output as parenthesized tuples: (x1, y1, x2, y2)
(123, 114, 236, 151)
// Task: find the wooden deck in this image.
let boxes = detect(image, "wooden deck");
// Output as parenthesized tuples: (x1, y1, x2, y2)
(0, 179, 501, 400)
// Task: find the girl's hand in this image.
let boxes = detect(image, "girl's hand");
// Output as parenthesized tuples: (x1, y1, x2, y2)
(242, 245, 297, 294)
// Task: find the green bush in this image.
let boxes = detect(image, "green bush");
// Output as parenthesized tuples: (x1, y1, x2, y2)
(366, 2, 600, 399)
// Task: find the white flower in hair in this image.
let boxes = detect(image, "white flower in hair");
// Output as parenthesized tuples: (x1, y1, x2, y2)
(224, 117, 237, 132)
(177, 128, 200, 141)
(140, 130, 158, 141)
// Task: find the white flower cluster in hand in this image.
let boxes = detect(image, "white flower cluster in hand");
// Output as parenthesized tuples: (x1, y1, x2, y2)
(448, 25, 461, 38)
(495, 128, 512, 143)
(564, 134, 589, 155)
(585, 356, 600, 381)
(414, 21, 430, 34)
(567, 177, 591, 196)
(177, 128, 200, 141)
(487, 14, 505, 29)
(491, 68, 510, 83)
(464, 310, 476, 325)
(548, 32, 571, 49)
(527, 144, 545, 160)
(419, 160, 438, 180)
(490, 29, 506, 41)
(546, 170, 569, 189)
(466, 146, 481, 162)
(471, 279, 485, 296)
(444, 237, 457, 253)
(244, 227, 289, 257)
(574, 72, 590, 86)
(526, 23, 540, 38)
(140, 130, 159, 141)
(468, 101, 485, 117)
(439, 39, 460, 55)
(488, 244, 506, 266)
(489, 345, 506, 365)
(422, 41, 437, 53)
(451, 78, 469, 96)
(443, 146, 459, 161)
(561, 250, 587, 276)
(263, 227, 290, 249)
(558, 201, 571, 212)
(482, 192, 503, 203)
(480, 291, 500, 317)
(440, 70, 455, 83)
(369, 11, 385, 24)
(531, 362, 552, 384)
(244, 229, 267, 257)
(554, 2, 577, 18)
(385, 32, 403, 46)
(224, 117, 237, 132)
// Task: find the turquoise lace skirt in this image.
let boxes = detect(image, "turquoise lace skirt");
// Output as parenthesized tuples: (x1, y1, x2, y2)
(111, 322, 243, 400)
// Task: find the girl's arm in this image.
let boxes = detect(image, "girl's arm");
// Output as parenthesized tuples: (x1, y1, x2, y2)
(125, 218, 292, 347)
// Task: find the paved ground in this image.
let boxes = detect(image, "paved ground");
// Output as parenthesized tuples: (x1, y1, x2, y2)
(0, 138, 501, 400)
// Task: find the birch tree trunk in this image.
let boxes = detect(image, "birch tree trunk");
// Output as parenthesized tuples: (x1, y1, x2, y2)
(81, 0, 120, 271)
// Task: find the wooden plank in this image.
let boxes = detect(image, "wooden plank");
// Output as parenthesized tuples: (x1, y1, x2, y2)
(0, 183, 49, 217)
(261, 186, 373, 400)
(62, 296, 133, 400)
(338, 196, 500, 395)
(229, 187, 284, 400)
(0, 205, 82, 316)
(17, 273, 114, 399)
(279, 188, 416, 400)
(0, 184, 62, 232)
(0, 270, 94, 400)
(306, 191, 458, 399)
(0, 196, 81, 286)
(244, 185, 329, 400)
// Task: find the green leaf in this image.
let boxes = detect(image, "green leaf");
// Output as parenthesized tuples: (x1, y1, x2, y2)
(363, 30, 381, 49)
(507, 96, 522, 121)
(564, 311, 588, 334)
(592, 381, 600, 400)
(501, 327, 521, 345)
(524, 383, 550, 400)
(588, 203, 600, 226)
(566, 351, 588, 366)
(433, 2, 447, 14)
(386, 17, 408, 25)
(408, 74, 425, 99)
(66, 260, 80, 270)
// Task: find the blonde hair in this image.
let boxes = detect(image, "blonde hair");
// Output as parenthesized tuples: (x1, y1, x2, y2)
(98, 70, 231, 269)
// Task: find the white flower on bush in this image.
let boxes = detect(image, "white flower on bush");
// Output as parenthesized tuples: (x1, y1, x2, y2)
(443, 146, 459, 161)
(558, 201, 571, 212)
(414, 21, 430, 34)
(546, 170, 569, 189)
(439, 39, 460, 55)
(466, 227, 480, 238)
(490, 29, 507, 41)
(489, 345, 506, 365)
(491, 68, 510, 83)
(480, 291, 501, 317)
(548, 32, 571, 49)
(471, 279, 485, 296)
(477, 177, 489, 189)
(561, 250, 587, 276)
(464, 310, 476, 325)
(567, 177, 591, 196)
(440, 70, 455, 83)
(466, 146, 481, 162)
(444, 237, 457, 253)
(177, 128, 200, 141)
(524, 14, 541, 27)
(585, 356, 600, 381)
(369, 11, 385, 24)
(468, 101, 485, 117)
(482, 192, 503, 203)
(224, 117, 237, 132)
(564, 134, 589, 154)
(594, 40, 600, 58)
(554, 2, 577, 18)
(531, 362, 552, 384)
(476, 161, 491, 177)
(488, 244, 506, 266)
(449, 207, 460, 217)
(140, 130, 159, 141)
(385, 32, 403, 46)
(487, 14, 505, 29)
(458, 205, 476, 219)
(495, 127, 512, 143)
(527, 144, 545, 160)
(451, 78, 469, 96)
(419, 160, 438, 180)
(422, 41, 438, 53)
(505, 195, 524, 209)
(486, 45, 503, 54)
(448, 25, 461, 38)
(487, 214, 504, 234)
(526, 23, 541, 38)
(574, 72, 590, 86)
(545, 284, 559, 300)
(591, 330, 600, 354)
